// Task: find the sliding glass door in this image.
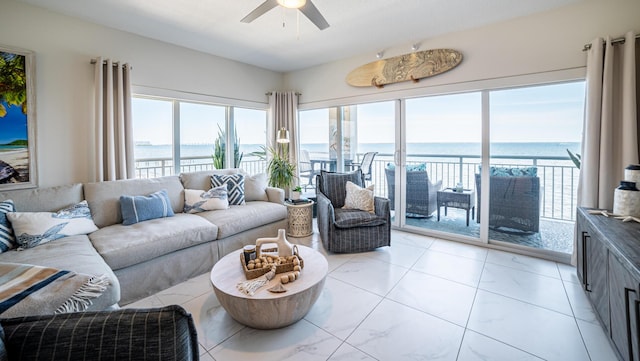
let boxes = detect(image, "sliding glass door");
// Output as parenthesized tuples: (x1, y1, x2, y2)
(404, 93, 482, 240)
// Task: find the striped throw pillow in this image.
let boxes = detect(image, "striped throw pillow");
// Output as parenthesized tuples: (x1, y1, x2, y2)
(211, 174, 245, 205)
(120, 190, 174, 225)
(0, 200, 16, 253)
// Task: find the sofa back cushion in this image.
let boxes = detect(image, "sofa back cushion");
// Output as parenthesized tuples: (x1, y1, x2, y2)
(0, 184, 84, 213)
(179, 169, 242, 191)
(84, 176, 184, 228)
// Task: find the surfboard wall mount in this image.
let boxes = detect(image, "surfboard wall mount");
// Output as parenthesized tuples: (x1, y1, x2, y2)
(346, 49, 463, 88)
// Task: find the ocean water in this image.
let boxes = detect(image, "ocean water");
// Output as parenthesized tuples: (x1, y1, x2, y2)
(135, 142, 581, 160)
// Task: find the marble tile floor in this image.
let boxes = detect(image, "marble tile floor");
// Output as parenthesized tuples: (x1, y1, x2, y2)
(126, 226, 617, 361)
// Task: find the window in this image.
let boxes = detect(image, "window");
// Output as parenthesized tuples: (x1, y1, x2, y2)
(132, 96, 267, 178)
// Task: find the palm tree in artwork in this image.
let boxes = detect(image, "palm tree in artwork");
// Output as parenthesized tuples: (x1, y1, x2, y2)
(0, 51, 27, 118)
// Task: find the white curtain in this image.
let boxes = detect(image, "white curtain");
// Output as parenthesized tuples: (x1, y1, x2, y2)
(268, 91, 300, 181)
(93, 57, 135, 181)
(574, 31, 639, 263)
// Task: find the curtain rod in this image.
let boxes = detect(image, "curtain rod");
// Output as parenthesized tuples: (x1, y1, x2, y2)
(582, 34, 640, 51)
(265, 92, 302, 96)
(90, 58, 132, 69)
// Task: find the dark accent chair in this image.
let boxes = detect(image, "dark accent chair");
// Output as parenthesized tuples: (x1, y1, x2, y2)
(0, 305, 199, 361)
(384, 167, 442, 217)
(475, 173, 540, 233)
(316, 169, 391, 253)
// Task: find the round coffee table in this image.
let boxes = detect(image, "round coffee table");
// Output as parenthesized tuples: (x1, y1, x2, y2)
(210, 245, 328, 329)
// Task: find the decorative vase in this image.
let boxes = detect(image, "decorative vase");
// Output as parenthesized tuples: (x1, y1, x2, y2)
(625, 164, 640, 185)
(613, 181, 640, 217)
(255, 229, 294, 258)
(291, 191, 301, 200)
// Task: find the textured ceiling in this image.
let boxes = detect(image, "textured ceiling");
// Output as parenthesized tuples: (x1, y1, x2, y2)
(17, 0, 582, 72)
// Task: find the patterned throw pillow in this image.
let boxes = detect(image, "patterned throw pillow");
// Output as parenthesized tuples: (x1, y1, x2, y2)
(120, 189, 175, 226)
(183, 186, 229, 214)
(7, 201, 99, 250)
(385, 163, 427, 172)
(489, 166, 537, 177)
(0, 200, 16, 253)
(211, 174, 245, 205)
(343, 181, 375, 213)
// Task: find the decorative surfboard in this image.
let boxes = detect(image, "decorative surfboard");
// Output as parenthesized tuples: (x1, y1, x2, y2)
(346, 49, 463, 88)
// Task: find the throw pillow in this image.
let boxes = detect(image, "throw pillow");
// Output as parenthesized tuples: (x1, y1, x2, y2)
(319, 170, 365, 208)
(211, 174, 245, 205)
(120, 189, 175, 226)
(7, 201, 99, 250)
(385, 163, 427, 172)
(183, 186, 229, 214)
(489, 166, 537, 177)
(0, 200, 16, 253)
(343, 181, 375, 213)
(242, 172, 269, 202)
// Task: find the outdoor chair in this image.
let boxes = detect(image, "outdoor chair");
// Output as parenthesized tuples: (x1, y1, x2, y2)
(316, 169, 391, 253)
(475, 173, 540, 233)
(299, 149, 321, 190)
(384, 166, 442, 217)
(351, 152, 378, 183)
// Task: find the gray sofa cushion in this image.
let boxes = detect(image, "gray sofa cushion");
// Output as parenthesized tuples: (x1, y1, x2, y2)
(196, 201, 287, 239)
(180, 168, 241, 191)
(0, 235, 120, 310)
(0, 305, 198, 361)
(333, 208, 387, 228)
(89, 213, 218, 270)
(84, 176, 184, 228)
(0, 184, 83, 212)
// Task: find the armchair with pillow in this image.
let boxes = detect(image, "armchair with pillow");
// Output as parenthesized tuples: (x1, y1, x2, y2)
(315, 170, 391, 253)
(384, 164, 442, 218)
(475, 166, 540, 233)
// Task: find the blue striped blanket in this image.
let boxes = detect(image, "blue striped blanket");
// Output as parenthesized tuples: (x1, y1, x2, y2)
(0, 263, 109, 318)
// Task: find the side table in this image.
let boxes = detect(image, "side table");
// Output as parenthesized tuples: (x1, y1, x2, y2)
(285, 201, 314, 237)
(437, 189, 475, 226)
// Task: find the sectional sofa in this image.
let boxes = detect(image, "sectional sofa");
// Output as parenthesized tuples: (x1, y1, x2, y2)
(0, 169, 288, 309)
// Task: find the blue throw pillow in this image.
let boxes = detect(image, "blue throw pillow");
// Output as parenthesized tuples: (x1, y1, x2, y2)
(0, 200, 16, 253)
(211, 174, 245, 205)
(385, 163, 426, 171)
(489, 166, 537, 177)
(120, 190, 174, 225)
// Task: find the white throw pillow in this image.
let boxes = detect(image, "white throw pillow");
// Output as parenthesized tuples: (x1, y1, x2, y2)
(7, 201, 99, 250)
(183, 186, 229, 214)
(242, 172, 269, 202)
(342, 181, 375, 213)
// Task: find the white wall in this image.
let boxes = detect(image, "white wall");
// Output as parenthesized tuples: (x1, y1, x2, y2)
(285, 0, 640, 108)
(0, 0, 283, 187)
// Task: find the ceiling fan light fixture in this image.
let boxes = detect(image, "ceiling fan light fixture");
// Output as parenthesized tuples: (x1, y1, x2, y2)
(277, 0, 307, 9)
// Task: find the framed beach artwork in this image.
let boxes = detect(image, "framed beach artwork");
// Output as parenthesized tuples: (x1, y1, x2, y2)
(0, 45, 37, 190)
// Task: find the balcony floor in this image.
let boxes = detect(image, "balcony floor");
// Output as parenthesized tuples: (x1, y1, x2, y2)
(402, 209, 574, 255)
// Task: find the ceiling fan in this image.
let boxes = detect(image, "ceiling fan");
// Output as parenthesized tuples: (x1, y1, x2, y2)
(241, 0, 330, 30)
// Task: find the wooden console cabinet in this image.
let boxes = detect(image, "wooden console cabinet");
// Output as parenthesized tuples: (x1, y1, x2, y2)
(577, 207, 640, 361)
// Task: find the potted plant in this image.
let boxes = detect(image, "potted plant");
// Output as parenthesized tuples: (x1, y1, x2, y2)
(213, 124, 243, 169)
(254, 145, 296, 193)
(291, 186, 302, 200)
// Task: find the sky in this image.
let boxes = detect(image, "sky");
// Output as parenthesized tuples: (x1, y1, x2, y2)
(133, 81, 586, 148)
(0, 101, 28, 144)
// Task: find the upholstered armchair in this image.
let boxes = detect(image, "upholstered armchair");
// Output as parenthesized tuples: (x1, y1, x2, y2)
(316, 170, 391, 253)
(384, 166, 442, 217)
(0, 305, 199, 361)
(475, 172, 540, 233)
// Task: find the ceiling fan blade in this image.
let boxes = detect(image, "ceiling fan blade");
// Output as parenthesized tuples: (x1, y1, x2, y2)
(299, 0, 329, 30)
(241, 0, 279, 23)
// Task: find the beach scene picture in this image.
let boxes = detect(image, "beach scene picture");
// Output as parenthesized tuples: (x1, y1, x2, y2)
(0, 47, 33, 188)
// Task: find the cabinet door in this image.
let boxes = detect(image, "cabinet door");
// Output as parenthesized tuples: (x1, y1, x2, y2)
(577, 229, 587, 286)
(609, 253, 640, 361)
(587, 232, 610, 329)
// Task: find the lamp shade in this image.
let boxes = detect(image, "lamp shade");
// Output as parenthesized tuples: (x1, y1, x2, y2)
(276, 128, 290, 143)
(277, 0, 306, 9)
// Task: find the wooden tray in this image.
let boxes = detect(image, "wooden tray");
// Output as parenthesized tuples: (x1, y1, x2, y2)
(241, 245, 304, 280)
